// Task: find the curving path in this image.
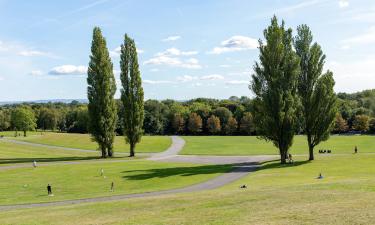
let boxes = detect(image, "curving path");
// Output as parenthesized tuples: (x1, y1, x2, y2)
(0, 136, 276, 211)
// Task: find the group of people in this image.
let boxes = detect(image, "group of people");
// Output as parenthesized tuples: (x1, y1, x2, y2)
(318, 149, 332, 154)
(31, 163, 115, 196)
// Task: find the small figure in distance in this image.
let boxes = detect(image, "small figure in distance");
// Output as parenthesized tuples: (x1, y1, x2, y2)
(354, 146, 358, 154)
(110, 181, 114, 192)
(288, 154, 293, 164)
(317, 173, 324, 179)
(240, 184, 247, 189)
(33, 160, 37, 168)
(47, 184, 53, 196)
(100, 168, 104, 177)
(327, 150, 331, 154)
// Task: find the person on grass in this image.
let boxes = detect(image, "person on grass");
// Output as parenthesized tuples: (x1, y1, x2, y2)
(47, 184, 52, 196)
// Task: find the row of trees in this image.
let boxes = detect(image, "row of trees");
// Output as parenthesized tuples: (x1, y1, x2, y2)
(87, 28, 143, 158)
(251, 16, 337, 163)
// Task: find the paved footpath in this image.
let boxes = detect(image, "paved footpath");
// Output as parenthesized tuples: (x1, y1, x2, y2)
(0, 136, 276, 211)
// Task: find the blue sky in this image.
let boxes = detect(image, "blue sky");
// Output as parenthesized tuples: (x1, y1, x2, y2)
(0, 0, 374, 101)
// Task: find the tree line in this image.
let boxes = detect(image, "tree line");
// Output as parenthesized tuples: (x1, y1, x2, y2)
(2, 92, 375, 136)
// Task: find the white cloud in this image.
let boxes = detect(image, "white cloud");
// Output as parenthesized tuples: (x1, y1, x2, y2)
(150, 68, 159, 72)
(326, 58, 375, 92)
(144, 56, 202, 69)
(18, 50, 49, 57)
(156, 48, 198, 57)
(200, 74, 224, 80)
(338, 0, 349, 8)
(226, 80, 249, 85)
(0, 76, 4, 81)
(177, 75, 198, 82)
(162, 35, 181, 42)
(143, 80, 174, 84)
(49, 65, 87, 75)
(341, 27, 375, 47)
(208, 35, 258, 54)
(219, 64, 231, 68)
(29, 70, 43, 76)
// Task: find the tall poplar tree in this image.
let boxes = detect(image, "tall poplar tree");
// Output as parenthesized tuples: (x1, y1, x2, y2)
(294, 25, 337, 161)
(87, 27, 117, 158)
(251, 16, 300, 164)
(120, 34, 144, 157)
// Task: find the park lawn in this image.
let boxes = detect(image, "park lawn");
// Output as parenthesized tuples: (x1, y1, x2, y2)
(0, 141, 102, 166)
(8, 132, 172, 153)
(0, 160, 232, 205)
(181, 135, 375, 155)
(1, 154, 374, 224)
(0, 130, 39, 137)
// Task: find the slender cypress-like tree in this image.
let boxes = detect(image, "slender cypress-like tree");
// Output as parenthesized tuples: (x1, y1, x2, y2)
(87, 27, 117, 158)
(120, 34, 144, 157)
(294, 25, 337, 161)
(251, 16, 300, 164)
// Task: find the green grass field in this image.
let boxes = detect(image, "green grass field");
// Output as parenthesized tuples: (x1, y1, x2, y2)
(181, 135, 375, 155)
(5, 132, 172, 153)
(0, 141, 100, 165)
(0, 159, 231, 205)
(1, 154, 374, 224)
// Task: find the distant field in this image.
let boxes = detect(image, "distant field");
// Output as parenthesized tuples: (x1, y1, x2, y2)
(0, 160, 231, 205)
(181, 135, 375, 155)
(1, 154, 374, 224)
(4, 132, 172, 153)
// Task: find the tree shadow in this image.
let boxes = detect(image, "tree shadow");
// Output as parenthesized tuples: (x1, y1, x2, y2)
(257, 159, 311, 171)
(0, 156, 128, 164)
(122, 164, 234, 180)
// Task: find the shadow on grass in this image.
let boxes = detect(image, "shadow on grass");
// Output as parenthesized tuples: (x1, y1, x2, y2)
(257, 159, 311, 171)
(122, 164, 234, 180)
(0, 156, 129, 164)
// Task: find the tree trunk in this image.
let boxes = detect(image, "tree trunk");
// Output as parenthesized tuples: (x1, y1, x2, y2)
(308, 145, 314, 161)
(280, 147, 287, 164)
(101, 145, 107, 158)
(108, 147, 113, 157)
(307, 134, 314, 160)
(23, 130, 26, 137)
(129, 142, 135, 157)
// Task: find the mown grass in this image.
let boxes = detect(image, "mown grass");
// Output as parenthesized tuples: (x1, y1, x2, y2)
(0, 141, 102, 166)
(1, 154, 374, 224)
(5, 132, 172, 153)
(181, 135, 375, 155)
(0, 160, 232, 205)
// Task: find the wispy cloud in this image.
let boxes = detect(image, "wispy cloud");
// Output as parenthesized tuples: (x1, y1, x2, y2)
(162, 35, 181, 42)
(200, 74, 224, 80)
(143, 80, 175, 84)
(144, 55, 202, 69)
(208, 36, 258, 54)
(156, 48, 198, 56)
(341, 26, 375, 47)
(49, 65, 87, 75)
(338, 0, 349, 8)
(19, 50, 51, 57)
(226, 80, 248, 85)
(177, 75, 198, 82)
(29, 70, 43, 76)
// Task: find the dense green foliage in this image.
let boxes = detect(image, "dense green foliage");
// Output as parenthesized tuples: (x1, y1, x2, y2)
(251, 16, 300, 164)
(87, 27, 118, 158)
(294, 24, 337, 160)
(10, 107, 37, 136)
(120, 34, 144, 157)
(2, 90, 375, 136)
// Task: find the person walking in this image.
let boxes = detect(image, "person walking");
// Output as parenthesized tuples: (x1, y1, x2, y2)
(354, 146, 358, 154)
(33, 160, 37, 168)
(110, 181, 114, 192)
(47, 184, 52, 196)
